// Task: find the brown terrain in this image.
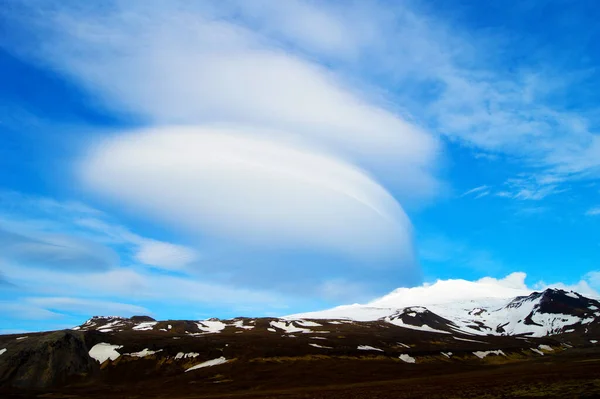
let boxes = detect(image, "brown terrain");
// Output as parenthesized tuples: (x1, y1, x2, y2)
(2, 289, 600, 398)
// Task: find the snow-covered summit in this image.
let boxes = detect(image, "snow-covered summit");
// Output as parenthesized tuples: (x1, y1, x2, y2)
(286, 276, 600, 338)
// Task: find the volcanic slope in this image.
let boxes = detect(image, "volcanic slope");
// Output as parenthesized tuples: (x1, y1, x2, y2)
(2, 288, 600, 398)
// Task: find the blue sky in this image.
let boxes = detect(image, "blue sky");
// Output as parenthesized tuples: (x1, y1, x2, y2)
(1, 0, 600, 333)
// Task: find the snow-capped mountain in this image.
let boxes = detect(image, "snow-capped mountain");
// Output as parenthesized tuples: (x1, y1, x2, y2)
(287, 287, 600, 337)
(70, 283, 600, 339)
(3, 283, 600, 393)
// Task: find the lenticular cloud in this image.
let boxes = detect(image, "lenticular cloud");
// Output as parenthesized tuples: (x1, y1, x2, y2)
(81, 126, 414, 262)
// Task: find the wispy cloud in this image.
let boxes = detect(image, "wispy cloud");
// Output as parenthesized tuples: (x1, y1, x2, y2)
(0, 2, 436, 285)
(586, 207, 600, 216)
(0, 192, 198, 272)
(23, 297, 149, 318)
(0, 225, 118, 272)
(0, 193, 340, 322)
(73, 217, 198, 270)
(0, 2, 439, 195)
(461, 185, 490, 199)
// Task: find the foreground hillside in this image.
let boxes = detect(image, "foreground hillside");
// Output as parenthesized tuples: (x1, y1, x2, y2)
(2, 288, 600, 398)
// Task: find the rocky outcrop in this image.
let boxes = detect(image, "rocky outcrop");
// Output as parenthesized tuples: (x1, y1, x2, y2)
(0, 330, 99, 389)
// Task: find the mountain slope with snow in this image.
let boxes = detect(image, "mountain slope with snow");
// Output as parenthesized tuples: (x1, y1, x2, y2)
(287, 275, 600, 338)
(3, 282, 600, 395)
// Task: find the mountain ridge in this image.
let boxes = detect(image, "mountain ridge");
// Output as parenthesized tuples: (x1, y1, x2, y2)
(2, 287, 600, 396)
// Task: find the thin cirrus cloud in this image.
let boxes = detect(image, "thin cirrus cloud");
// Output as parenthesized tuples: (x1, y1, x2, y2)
(586, 207, 600, 216)
(6, 0, 598, 202)
(0, 225, 118, 272)
(22, 297, 149, 318)
(226, 1, 600, 194)
(0, 192, 199, 273)
(1, 263, 290, 313)
(73, 217, 199, 271)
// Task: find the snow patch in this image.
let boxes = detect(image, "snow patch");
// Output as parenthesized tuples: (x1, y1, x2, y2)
(309, 343, 332, 349)
(133, 321, 157, 331)
(473, 350, 505, 359)
(16, 336, 28, 340)
(385, 316, 451, 334)
(270, 321, 311, 334)
(0, 348, 6, 356)
(357, 345, 383, 352)
(126, 348, 163, 357)
(441, 352, 452, 358)
(89, 343, 123, 363)
(398, 354, 415, 363)
(538, 344, 553, 352)
(565, 291, 579, 299)
(175, 352, 200, 359)
(196, 320, 227, 334)
(531, 348, 544, 356)
(591, 340, 598, 344)
(232, 320, 254, 330)
(185, 357, 229, 372)
(296, 320, 322, 327)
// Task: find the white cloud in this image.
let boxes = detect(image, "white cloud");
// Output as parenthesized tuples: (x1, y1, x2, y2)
(0, 1, 448, 283)
(3, 1, 597, 318)
(0, 194, 198, 272)
(222, 0, 362, 58)
(0, 191, 101, 216)
(0, 301, 62, 320)
(0, 224, 119, 272)
(134, 240, 198, 270)
(535, 278, 600, 299)
(586, 271, 600, 286)
(461, 185, 490, 198)
(2, 262, 290, 314)
(495, 175, 569, 201)
(369, 272, 531, 308)
(366, 270, 600, 309)
(586, 207, 600, 216)
(3, 1, 600, 195)
(227, 2, 600, 192)
(74, 217, 198, 270)
(23, 297, 149, 317)
(367, 271, 600, 309)
(81, 127, 415, 262)
(3, 2, 438, 196)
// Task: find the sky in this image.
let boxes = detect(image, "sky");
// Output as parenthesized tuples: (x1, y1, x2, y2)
(1, 0, 600, 333)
